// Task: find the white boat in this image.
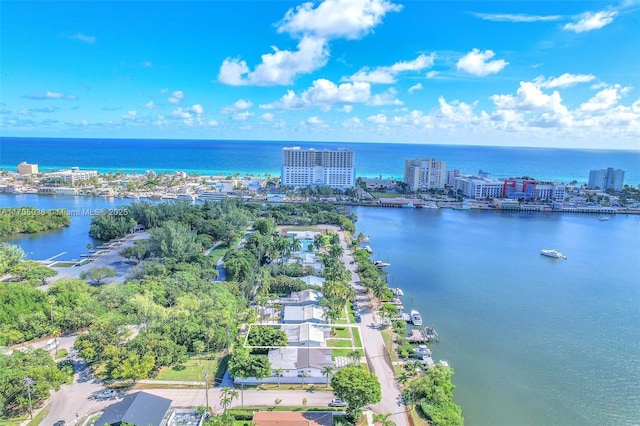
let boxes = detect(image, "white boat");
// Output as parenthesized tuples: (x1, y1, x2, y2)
(363, 245, 373, 253)
(373, 260, 391, 269)
(390, 287, 404, 296)
(540, 249, 567, 259)
(410, 310, 423, 326)
(176, 194, 196, 201)
(599, 216, 609, 221)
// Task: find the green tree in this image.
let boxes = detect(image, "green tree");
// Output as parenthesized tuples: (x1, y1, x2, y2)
(321, 366, 334, 387)
(79, 267, 116, 285)
(220, 387, 239, 413)
(331, 365, 382, 420)
(373, 413, 396, 426)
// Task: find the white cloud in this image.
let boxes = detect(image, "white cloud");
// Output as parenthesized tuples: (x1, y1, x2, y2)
(208, 120, 219, 126)
(534, 73, 596, 89)
(390, 110, 434, 128)
(367, 88, 402, 106)
(342, 116, 363, 129)
(340, 105, 354, 113)
(143, 101, 157, 109)
(261, 113, 275, 122)
(222, 99, 253, 113)
(306, 116, 325, 126)
(472, 13, 563, 22)
(233, 111, 254, 121)
(190, 104, 204, 115)
(457, 49, 508, 76)
(408, 83, 423, 94)
(23, 91, 78, 100)
(564, 10, 617, 33)
(170, 107, 192, 119)
(580, 85, 627, 112)
(426, 71, 439, 79)
(347, 53, 435, 84)
(218, 36, 328, 86)
(261, 79, 371, 110)
(69, 33, 96, 43)
(160, 88, 169, 94)
(122, 110, 137, 120)
(437, 97, 478, 123)
(168, 90, 184, 104)
(367, 113, 387, 124)
(18, 109, 32, 116)
(277, 0, 402, 40)
(492, 82, 567, 113)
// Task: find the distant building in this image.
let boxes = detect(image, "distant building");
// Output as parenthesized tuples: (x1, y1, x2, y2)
(281, 147, 355, 189)
(403, 157, 446, 191)
(446, 169, 460, 187)
(588, 168, 624, 190)
(503, 179, 566, 202)
(95, 391, 172, 426)
(44, 167, 98, 185)
(454, 175, 503, 199)
(17, 162, 38, 175)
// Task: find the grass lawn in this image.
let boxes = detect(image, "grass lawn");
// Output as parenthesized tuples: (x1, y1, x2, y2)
(380, 329, 400, 363)
(154, 355, 219, 382)
(347, 305, 356, 324)
(55, 349, 68, 359)
(326, 339, 352, 348)
(332, 327, 351, 339)
(331, 349, 353, 359)
(409, 406, 430, 425)
(0, 402, 49, 426)
(352, 327, 362, 348)
(371, 192, 402, 198)
(207, 246, 228, 264)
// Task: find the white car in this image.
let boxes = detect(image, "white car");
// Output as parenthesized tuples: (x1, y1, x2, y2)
(328, 398, 347, 407)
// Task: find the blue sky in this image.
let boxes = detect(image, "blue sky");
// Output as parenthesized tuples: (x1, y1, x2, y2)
(1, 0, 639, 149)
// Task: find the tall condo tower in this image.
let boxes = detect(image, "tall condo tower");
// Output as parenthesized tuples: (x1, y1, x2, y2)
(404, 157, 446, 191)
(281, 147, 355, 189)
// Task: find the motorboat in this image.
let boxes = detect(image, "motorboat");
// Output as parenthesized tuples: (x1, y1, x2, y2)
(390, 287, 404, 296)
(540, 249, 567, 259)
(599, 216, 609, 221)
(410, 310, 423, 326)
(373, 260, 391, 269)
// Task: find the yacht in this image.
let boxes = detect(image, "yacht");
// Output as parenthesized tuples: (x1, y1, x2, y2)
(373, 260, 391, 269)
(599, 216, 610, 221)
(390, 287, 404, 296)
(410, 310, 423, 326)
(540, 249, 567, 259)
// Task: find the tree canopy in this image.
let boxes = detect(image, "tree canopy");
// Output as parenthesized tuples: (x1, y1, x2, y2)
(331, 365, 382, 420)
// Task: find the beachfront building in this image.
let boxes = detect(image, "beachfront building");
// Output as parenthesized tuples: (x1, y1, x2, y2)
(17, 162, 39, 175)
(503, 178, 566, 202)
(454, 175, 504, 199)
(403, 157, 446, 191)
(588, 168, 625, 190)
(44, 167, 98, 185)
(281, 147, 355, 189)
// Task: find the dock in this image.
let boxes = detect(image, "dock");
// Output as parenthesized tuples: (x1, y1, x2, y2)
(423, 326, 440, 343)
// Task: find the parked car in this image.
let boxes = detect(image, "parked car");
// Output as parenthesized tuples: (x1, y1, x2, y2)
(354, 313, 362, 323)
(329, 398, 347, 407)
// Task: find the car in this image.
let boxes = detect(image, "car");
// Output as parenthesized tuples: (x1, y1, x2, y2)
(355, 314, 362, 323)
(328, 398, 347, 407)
(53, 421, 66, 426)
(349, 260, 355, 264)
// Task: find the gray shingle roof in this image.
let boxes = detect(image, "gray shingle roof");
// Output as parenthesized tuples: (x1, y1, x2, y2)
(95, 391, 171, 426)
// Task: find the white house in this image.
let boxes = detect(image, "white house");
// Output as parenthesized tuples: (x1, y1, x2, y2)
(299, 275, 325, 288)
(279, 289, 323, 306)
(268, 347, 335, 382)
(281, 323, 329, 346)
(283, 305, 327, 324)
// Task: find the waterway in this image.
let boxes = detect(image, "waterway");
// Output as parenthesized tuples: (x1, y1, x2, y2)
(2, 194, 639, 425)
(353, 206, 640, 426)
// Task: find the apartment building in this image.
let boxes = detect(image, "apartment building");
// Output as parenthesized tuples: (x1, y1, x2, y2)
(588, 168, 625, 190)
(17, 162, 39, 175)
(281, 147, 355, 189)
(403, 157, 446, 191)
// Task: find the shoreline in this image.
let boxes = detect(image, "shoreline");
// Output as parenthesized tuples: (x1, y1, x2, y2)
(1, 192, 639, 216)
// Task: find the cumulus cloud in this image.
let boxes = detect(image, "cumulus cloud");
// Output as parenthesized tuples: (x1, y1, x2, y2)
(190, 104, 204, 115)
(168, 90, 184, 104)
(408, 83, 423, 94)
(564, 10, 617, 33)
(277, 0, 402, 39)
(339, 105, 354, 113)
(261, 79, 371, 110)
(472, 13, 563, 22)
(346, 53, 435, 84)
(232, 111, 254, 121)
(23, 91, 78, 100)
(580, 85, 628, 112)
(218, 36, 328, 86)
(222, 99, 254, 113)
(143, 101, 157, 109)
(122, 110, 137, 120)
(69, 33, 96, 43)
(306, 116, 325, 126)
(534, 73, 596, 89)
(261, 113, 275, 121)
(342, 116, 363, 129)
(457, 49, 508, 76)
(367, 113, 387, 124)
(492, 82, 567, 113)
(367, 88, 402, 106)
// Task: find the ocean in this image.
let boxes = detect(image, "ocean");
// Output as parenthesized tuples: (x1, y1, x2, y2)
(1, 137, 639, 185)
(1, 138, 640, 425)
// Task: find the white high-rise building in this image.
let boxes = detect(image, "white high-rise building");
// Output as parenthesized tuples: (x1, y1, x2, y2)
(281, 147, 355, 189)
(454, 175, 504, 199)
(588, 168, 625, 190)
(403, 157, 446, 191)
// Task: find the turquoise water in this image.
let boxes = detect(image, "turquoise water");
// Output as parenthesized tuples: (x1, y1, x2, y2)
(352, 207, 640, 426)
(2, 137, 639, 185)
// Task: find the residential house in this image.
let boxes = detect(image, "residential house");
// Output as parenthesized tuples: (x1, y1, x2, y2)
(281, 323, 330, 346)
(283, 305, 327, 324)
(94, 391, 172, 426)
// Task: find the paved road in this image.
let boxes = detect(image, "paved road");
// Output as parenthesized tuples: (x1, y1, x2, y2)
(339, 234, 410, 426)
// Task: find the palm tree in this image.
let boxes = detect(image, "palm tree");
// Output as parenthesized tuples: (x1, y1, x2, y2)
(220, 387, 239, 413)
(329, 244, 344, 259)
(274, 368, 283, 387)
(373, 413, 396, 426)
(321, 366, 334, 387)
(313, 234, 325, 251)
(299, 370, 308, 388)
(289, 238, 302, 255)
(347, 350, 362, 364)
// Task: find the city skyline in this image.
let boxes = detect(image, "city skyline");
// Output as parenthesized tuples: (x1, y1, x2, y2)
(1, 0, 639, 150)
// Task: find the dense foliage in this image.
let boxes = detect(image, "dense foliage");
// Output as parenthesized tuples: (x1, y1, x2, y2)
(0, 349, 71, 417)
(0, 207, 70, 237)
(246, 326, 288, 354)
(404, 365, 464, 426)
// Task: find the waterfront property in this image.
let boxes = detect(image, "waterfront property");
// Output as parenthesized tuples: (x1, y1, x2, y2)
(588, 167, 625, 190)
(281, 146, 355, 189)
(404, 157, 447, 191)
